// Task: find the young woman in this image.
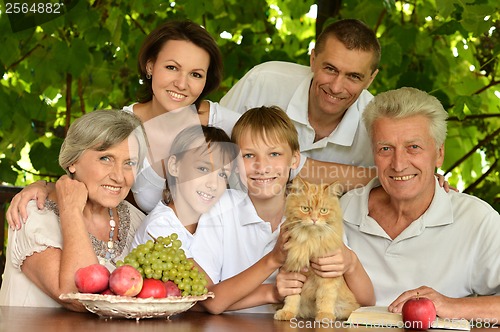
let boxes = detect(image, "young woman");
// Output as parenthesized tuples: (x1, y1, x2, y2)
(127, 20, 240, 212)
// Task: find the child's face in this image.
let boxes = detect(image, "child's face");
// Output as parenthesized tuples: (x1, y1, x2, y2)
(168, 145, 231, 216)
(238, 130, 299, 201)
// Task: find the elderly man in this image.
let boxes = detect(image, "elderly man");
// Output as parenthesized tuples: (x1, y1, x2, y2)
(341, 87, 500, 320)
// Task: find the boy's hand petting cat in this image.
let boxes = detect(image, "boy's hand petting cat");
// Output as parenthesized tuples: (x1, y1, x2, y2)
(269, 227, 290, 267)
(309, 244, 354, 277)
(275, 269, 307, 301)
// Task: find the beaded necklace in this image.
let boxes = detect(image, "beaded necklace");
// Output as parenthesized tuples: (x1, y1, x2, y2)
(87, 202, 130, 264)
(106, 208, 116, 261)
(44, 200, 130, 264)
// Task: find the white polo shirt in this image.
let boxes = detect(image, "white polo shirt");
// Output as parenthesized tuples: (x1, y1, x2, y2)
(341, 178, 500, 306)
(132, 200, 197, 258)
(190, 189, 281, 313)
(220, 61, 375, 168)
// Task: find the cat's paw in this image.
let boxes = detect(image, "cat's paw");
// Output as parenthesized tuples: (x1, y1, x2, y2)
(274, 309, 296, 321)
(315, 311, 336, 322)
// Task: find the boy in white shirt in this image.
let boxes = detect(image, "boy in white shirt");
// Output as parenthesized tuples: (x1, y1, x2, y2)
(190, 106, 374, 314)
(132, 125, 240, 258)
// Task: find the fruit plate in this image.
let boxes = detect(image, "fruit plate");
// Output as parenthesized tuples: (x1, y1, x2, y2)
(59, 292, 214, 320)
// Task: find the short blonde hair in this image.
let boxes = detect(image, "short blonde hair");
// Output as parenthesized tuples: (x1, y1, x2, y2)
(363, 87, 448, 147)
(231, 106, 300, 154)
(59, 110, 146, 175)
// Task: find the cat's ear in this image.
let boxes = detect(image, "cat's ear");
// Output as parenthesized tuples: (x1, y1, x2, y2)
(325, 181, 343, 197)
(289, 176, 308, 193)
(294, 176, 308, 188)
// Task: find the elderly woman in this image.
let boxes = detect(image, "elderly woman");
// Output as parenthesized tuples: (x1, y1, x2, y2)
(0, 110, 146, 311)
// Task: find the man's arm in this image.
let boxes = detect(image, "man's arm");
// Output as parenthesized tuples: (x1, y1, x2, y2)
(219, 66, 259, 114)
(389, 286, 500, 321)
(298, 158, 377, 193)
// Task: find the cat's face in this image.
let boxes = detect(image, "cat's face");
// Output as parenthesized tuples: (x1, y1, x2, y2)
(285, 177, 343, 231)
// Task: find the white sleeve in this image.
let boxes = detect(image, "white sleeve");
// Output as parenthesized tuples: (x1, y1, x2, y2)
(132, 203, 195, 255)
(208, 102, 241, 135)
(219, 66, 263, 114)
(470, 209, 500, 295)
(131, 158, 164, 214)
(121, 103, 165, 213)
(190, 212, 225, 284)
(10, 202, 63, 271)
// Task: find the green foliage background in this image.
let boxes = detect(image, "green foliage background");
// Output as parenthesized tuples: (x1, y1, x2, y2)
(0, 0, 499, 211)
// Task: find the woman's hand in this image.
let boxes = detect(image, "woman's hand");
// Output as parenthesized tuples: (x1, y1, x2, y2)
(55, 176, 88, 215)
(6, 180, 50, 230)
(435, 173, 457, 193)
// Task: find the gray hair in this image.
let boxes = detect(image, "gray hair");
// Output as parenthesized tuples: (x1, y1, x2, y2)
(59, 110, 147, 175)
(363, 87, 448, 147)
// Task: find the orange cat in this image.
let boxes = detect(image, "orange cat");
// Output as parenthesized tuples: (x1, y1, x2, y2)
(274, 177, 360, 321)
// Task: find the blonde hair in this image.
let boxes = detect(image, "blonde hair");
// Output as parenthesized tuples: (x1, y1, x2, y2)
(59, 110, 146, 175)
(231, 106, 300, 154)
(363, 87, 448, 147)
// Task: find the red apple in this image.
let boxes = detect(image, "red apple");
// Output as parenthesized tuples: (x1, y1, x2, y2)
(164, 280, 181, 297)
(402, 295, 437, 330)
(136, 278, 167, 298)
(109, 265, 143, 296)
(100, 288, 114, 295)
(74, 263, 110, 294)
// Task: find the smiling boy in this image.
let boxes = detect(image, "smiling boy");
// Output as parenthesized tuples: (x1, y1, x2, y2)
(190, 106, 374, 314)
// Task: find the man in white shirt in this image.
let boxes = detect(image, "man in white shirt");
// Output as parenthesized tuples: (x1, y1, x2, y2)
(221, 19, 381, 186)
(342, 87, 500, 321)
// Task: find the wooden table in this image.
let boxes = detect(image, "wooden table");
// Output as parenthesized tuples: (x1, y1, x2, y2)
(0, 306, 398, 332)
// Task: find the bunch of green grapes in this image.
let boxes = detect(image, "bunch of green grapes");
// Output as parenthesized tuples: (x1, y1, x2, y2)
(116, 233, 208, 296)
